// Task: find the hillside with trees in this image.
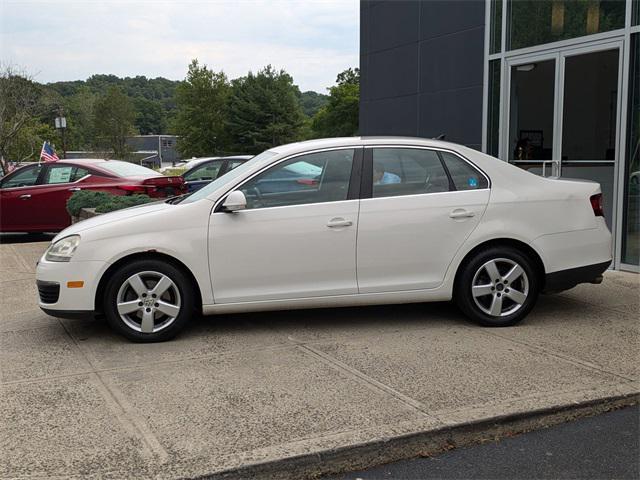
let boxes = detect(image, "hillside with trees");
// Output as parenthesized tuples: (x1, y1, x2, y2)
(0, 62, 356, 173)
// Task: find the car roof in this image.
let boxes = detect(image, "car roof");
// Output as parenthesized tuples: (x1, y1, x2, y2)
(270, 136, 464, 156)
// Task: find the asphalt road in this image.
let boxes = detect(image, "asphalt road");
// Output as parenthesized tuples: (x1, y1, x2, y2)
(326, 405, 640, 480)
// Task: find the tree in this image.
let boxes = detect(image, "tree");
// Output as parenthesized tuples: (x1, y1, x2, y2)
(311, 68, 359, 138)
(0, 67, 53, 173)
(172, 59, 230, 157)
(228, 65, 305, 154)
(299, 91, 328, 117)
(93, 85, 137, 159)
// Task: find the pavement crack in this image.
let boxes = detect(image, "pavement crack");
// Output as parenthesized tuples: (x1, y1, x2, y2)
(297, 343, 444, 424)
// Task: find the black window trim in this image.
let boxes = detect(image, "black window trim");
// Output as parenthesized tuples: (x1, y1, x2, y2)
(362, 145, 491, 200)
(213, 146, 364, 213)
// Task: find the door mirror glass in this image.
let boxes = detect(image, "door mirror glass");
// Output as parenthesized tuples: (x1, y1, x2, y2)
(222, 190, 247, 212)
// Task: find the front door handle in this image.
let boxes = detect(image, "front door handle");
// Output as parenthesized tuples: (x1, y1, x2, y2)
(449, 209, 475, 219)
(19, 194, 31, 199)
(68, 187, 81, 192)
(326, 218, 353, 228)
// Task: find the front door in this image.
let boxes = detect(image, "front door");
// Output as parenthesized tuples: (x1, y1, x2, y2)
(209, 148, 360, 303)
(505, 42, 623, 230)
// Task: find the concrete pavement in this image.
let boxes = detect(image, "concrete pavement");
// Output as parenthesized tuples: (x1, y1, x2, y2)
(1, 240, 638, 479)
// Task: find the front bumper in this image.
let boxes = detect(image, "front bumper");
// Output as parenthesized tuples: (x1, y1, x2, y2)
(36, 258, 109, 315)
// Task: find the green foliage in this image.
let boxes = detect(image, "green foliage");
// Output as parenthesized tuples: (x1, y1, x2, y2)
(172, 59, 231, 158)
(93, 86, 137, 158)
(299, 91, 328, 117)
(227, 65, 306, 154)
(94, 194, 154, 213)
(160, 167, 187, 176)
(4, 118, 56, 163)
(311, 68, 359, 138)
(66, 190, 153, 216)
(66, 190, 112, 216)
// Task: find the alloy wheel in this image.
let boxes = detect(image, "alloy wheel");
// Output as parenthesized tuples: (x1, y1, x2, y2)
(116, 270, 182, 333)
(471, 258, 529, 317)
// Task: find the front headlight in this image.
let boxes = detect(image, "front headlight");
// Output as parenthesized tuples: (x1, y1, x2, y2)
(45, 235, 80, 262)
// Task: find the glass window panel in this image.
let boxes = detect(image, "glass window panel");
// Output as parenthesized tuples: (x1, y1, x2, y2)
(440, 152, 489, 190)
(490, 0, 503, 54)
(240, 149, 354, 209)
(633, 0, 639, 26)
(184, 161, 224, 181)
(487, 59, 501, 157)
(371, 149, 450, 198)
(1, 164, 42, 188)
(509, 59, 556, 161)
(508, 0, 626, 51)
(622, 34, 640, 266)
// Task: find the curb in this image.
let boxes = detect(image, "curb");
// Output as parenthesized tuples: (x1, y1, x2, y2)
(196, 392, 639, 480)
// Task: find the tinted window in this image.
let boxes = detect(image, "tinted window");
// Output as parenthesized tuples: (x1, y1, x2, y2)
(1, 164, 42, 188)
(98, 160, 157, 177)
(183, 161, 224, 181)
(372, 148, 450, 198)
(43, 165, 90, 184)
(227, 159, 246, 170)
(440, 152, 489, 190)
(240, 149, 354, 209)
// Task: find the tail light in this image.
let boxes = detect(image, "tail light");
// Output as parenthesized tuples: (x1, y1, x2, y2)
(590, 193, 604, 217)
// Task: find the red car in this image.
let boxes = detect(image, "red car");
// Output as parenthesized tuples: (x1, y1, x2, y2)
(0, 159, 187, 233)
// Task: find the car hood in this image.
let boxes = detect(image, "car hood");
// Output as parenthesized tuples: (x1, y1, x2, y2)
(53, 201, 171, 240)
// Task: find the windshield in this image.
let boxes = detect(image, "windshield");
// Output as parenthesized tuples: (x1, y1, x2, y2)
(99, 160, 158, 177)
(181, 150, 277, 203)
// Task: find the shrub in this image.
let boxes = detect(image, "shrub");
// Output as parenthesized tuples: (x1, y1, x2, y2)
(66, 190, 154, 217)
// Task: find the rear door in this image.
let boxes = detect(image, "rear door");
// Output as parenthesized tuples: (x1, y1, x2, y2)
(356, 147, 490, 293)
(29, 164, 91, 230)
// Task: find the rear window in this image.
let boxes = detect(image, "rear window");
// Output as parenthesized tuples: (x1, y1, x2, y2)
(98, 161, 158, 178)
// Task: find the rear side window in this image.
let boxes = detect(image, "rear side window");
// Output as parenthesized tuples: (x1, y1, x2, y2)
(372, 148, 450, 198)
(43, 165, 90, 184)
(440, 152, 488, 190)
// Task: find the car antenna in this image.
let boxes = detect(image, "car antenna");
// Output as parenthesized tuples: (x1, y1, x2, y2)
(433, 134, 446, 140)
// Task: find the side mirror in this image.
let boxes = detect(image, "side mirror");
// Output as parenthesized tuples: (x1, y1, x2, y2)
(222, 190, 247, 212)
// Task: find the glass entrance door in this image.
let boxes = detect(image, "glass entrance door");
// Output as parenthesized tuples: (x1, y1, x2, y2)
(559, 47, 620, 227)
(505, 42, 623, 231)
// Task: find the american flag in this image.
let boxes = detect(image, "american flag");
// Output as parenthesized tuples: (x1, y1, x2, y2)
(40, 141, 59, 162)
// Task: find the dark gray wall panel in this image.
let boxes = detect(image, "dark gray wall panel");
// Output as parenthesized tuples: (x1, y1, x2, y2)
(419, 0, 485, 40)
(420, 27, 485, 93)
(361, 95, 419, 136)
(418, 87, 483, 148)
(368, 1, 420, 53)
(367, 43, 418, 100)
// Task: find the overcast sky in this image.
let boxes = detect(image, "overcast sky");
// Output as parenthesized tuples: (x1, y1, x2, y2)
(0, 0, 359, 92)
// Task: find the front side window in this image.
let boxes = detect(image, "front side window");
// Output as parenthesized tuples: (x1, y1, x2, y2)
(184, 161, 224, 182)
(239, 149, 354, 209)
(1, 164, 42, 188)
(371, 148, 450, 198)
(440, 152, 489, 190)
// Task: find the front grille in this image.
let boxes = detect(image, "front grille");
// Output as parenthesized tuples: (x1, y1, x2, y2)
(37, 281, 60, 304)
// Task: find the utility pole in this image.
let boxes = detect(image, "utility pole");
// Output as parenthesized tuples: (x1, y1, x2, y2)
(54, 107, 67, 159)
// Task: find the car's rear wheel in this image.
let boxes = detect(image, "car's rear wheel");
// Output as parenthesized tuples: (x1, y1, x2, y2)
(455, 246, 539, 327)
(104, 259, 194, 342)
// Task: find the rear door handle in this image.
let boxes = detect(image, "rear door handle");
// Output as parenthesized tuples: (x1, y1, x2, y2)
(449, 209, 475, 219)
(19, 194, 31, 199)
(326, 218, 353, 228)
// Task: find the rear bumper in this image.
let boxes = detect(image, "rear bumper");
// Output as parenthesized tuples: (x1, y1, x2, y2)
(544, 260, 611, 293)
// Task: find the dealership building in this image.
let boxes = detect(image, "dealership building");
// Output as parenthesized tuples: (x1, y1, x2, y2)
(359, 0, 639, 271)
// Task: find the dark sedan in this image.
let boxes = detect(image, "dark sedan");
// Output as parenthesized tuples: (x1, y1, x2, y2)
(182, 155, 252, 192)
(0, 159, 187, 233)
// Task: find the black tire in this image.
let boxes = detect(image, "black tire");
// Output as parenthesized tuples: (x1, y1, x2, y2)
(454, 246, 540, 327)
(103, 259, 195, 342)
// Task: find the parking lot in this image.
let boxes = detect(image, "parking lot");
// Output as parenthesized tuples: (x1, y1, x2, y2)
(1, 238, 638, 479)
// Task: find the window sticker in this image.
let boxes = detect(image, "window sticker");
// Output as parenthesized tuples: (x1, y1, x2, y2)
(49, 167, 73, 184)
(468, 177, 478, 188)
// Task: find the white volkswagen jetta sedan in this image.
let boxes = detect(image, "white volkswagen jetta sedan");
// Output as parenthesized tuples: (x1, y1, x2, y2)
(36, 137, 612, 342)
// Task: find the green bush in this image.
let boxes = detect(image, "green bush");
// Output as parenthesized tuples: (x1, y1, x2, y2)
(66, 190, 154, 217)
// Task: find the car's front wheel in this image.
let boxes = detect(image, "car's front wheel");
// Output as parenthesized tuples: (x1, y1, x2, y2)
(104, 259, 194, 342)
(455, 246, 539, 327)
